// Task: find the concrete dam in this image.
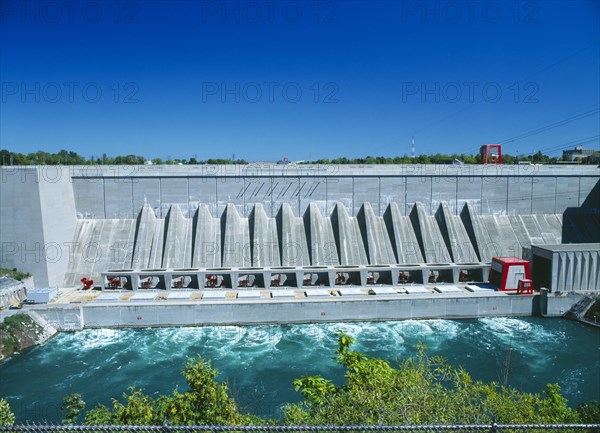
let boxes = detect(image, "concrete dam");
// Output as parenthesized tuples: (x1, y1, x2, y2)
(1, 164, 599, 289)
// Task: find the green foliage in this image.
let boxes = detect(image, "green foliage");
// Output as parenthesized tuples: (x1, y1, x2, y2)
(2, 147, 568, 166)
(82, 356, 242, 426)
(83, 404, 114, 425)
(61, 394, 86, 425)
(584, 299, 600, 324)
(0, 148, 252, 166)
(576, 400, 600, 423)
(283, 331, 580, 425)
(0, 267, 31, 281)
(0, 398, 15, 426)
(176, 357, 240, 424)
(293, 376, 335, 406)
(112, 388, 156, 425)
(303, 152, 555, 165)
(0, 314, 40, 358)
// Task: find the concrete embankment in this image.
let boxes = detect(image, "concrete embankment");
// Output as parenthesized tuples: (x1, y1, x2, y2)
(22, 291, 588, 331)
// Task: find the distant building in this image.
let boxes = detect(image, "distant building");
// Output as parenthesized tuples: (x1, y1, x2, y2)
(563, 146, 599, 162)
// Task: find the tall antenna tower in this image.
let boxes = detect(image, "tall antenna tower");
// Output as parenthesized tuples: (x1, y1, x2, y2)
(411, 136, 415, 158)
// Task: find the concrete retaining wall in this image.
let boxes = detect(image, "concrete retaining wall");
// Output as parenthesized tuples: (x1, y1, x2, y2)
(0, 167, 77, 287)
(28, 294, 548, 330)
(539, 290, 590, 317)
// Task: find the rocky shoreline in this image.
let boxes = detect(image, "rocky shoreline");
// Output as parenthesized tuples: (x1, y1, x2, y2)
(0, 313, 57, 361)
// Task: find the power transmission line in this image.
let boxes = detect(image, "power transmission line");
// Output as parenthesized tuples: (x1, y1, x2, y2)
(534, 135, 599, 155)
(498, 108, 600, 144)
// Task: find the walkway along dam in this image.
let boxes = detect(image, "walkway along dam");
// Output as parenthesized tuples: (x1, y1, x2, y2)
(1, 164, 599, 328)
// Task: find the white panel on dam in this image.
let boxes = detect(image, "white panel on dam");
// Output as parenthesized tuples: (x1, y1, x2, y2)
(299, 177, 327, 218)
(481, 176, 507, 215)
(406, 177, 432, 214)
(580, 177, 598, 206)
(324, 177, 353, 216)
(457, 176, 482, 215)
(73, 178, 105, 218)
(103, 178, 134, 219)
(160, 178, 190, 217)
(216, 176, 245, 217)
(432, 177, 458, 215)
(243, 177, 273, 217)
(556, 176, 580, 212)
(532, 177, 557, 214)
(353, 177, 380, 215)
(380, 177, 406, 214)
(189, 177, 218, 217)
(507, 176, 534, 215)
(132, 178, 161, 217)
(270, 177, 301, 217)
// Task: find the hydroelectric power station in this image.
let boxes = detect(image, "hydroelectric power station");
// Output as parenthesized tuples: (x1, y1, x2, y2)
(1, 164, 599, 329)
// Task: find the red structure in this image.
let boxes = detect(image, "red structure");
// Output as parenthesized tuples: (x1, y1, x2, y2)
(480, 144, 502, 164)
(206, 274, 218, 288)
(489, 257, 532, 292)
(80, 277, 94, 290)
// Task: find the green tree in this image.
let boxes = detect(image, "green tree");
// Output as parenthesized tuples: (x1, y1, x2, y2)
(283, 332, 579, 425)
(576, 401, 600, 423)
(83, 356, 242, 426)
(0, 398, 15, 427)
(83, 403, 114, 425)
(112, 388, 157, 425)
(61, 393, 86, 425)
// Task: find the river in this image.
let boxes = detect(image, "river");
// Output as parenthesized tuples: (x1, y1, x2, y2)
(1, 317, 598, 423)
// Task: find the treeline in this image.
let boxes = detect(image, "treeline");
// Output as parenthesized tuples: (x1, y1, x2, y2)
(0, 148, 575, 166)
(1, 332, 599, 427)
(304, 151, 562, 165)
(0, 149, 247, 166)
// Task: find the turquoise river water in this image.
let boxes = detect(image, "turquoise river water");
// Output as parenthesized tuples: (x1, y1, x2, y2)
(0, 317, 599, 423)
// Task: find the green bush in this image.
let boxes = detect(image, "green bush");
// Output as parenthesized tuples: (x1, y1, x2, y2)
(283, 332, 579, 425)
(0, 398, 15, 426)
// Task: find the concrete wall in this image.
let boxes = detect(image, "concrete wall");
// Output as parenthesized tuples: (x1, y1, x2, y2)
(31, 294, 541, 330)
(0, 167, 77, 286)
(70, 165, 600, 219)
(539, 291, 588, 317)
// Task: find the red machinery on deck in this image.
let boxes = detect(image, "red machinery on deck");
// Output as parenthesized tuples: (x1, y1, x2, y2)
(489, 257, 534, 294)
(480, 144, 502, 164)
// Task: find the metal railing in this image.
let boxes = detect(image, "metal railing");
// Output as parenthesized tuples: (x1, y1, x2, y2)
(1, 424, 599, 433)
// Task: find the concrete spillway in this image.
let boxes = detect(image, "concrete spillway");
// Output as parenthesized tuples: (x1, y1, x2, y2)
(63, 200, 565, 287)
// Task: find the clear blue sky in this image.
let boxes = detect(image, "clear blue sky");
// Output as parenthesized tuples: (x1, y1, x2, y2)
(1, 0, 598, 161)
